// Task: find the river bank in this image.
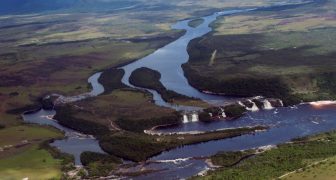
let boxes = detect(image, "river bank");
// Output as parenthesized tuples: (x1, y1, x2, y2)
(199, 129, 336, 179)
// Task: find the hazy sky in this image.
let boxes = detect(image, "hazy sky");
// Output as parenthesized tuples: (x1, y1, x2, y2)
(0, 0, 136, 15)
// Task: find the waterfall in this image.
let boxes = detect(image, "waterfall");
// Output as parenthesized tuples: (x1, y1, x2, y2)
(246, 100, 259, 112)
(183, 114, 189, 123)
(251, 103, 259, 111)
(220, 108, 226, 118)
(191, 113, 199, 122)
(279, 100, 284, 107)
(263, 100, 274, 110)
(183, 113, 198, 123)
(221, 111, 226, 118)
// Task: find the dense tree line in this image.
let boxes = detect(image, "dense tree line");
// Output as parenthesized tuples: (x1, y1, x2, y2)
(80, 151, 121, 166)
(80, 151, 122, 177)
(129, 67, 192, 102)
(54, 105, 110, 135)
(115, 114, 181, 132)
(98, 68, 127, 94)
(199, 104, 247, 121)
(184, 65, 290, 98)
(99, 132, 169, 162)
(207, 131, 336, 179)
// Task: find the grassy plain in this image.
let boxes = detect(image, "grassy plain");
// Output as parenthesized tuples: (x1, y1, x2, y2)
(198, 130, 336, 179)
(0, 124, 64, 179)
(0, 145, 62, 180)
(0, 125, 63, 147)
(284, 156, 336, 180)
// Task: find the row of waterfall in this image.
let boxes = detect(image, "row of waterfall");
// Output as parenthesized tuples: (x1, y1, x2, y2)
(182, 112, 199, 123)
(238, 98, 284, 112)
(182, 98, 284, 123)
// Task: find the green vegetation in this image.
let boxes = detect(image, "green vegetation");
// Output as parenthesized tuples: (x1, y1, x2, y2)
(199, 104, 247, 121)
(116, 114, 181, 132)
(100, 131, 168, 162)
(0, 125, 63, 147)
(81, 151, 121, 166)
(56, 89, 176, 130)
(129, 67, 192, 102)
(198, 130, 336, 180)
(0, 36, 178, 128)
(129, 67, 209, 107)
(51, 82, 265, 163)
(0, 145, 63, 180)
(184, 0, 336, 105)
(39, 141, 75, 173)
(184, 34, 304, 105)
(99, 126, 266, 162)
(98, 68, 127, 94)
(54, 105, 110, 135)
(80, 151, 122, 177)
(224, 104, 247, 118)
(188, 18, 205, 28)
(211, 150, 256, 167)
(0, 6, 185, 177)
(0, 0, 306, 178)
(0, 15, 183, 126)
(52, 85, 265, 162)
(0, 124, 73, 180)
(285, 155, 336, 180)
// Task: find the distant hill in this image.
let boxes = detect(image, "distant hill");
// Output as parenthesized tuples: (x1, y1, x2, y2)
(0, 0, 136, 15)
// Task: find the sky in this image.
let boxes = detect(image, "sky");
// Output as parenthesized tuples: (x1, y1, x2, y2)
(0, 0, 136, 15)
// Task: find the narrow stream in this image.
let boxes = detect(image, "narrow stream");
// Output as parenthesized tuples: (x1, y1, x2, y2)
(22, 72, 105, 165)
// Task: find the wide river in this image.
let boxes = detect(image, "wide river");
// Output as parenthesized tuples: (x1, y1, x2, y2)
(22, 0, 336, 179)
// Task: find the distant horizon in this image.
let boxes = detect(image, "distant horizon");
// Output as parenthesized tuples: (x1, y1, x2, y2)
(0, 0, 136, 15)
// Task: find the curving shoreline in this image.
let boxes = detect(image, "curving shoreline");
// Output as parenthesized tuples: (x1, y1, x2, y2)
(22, 71, 106, 166)
(120, 9, 248, 106)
